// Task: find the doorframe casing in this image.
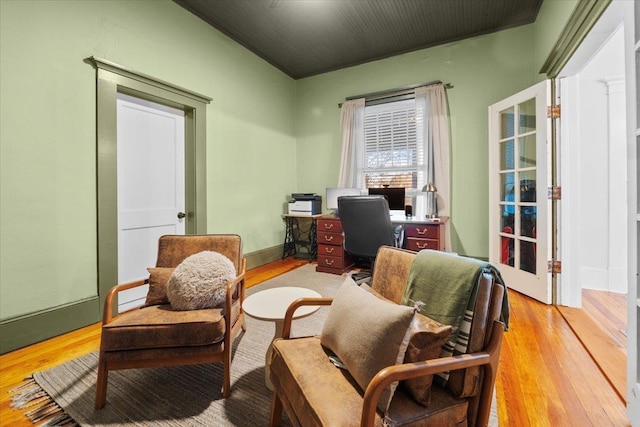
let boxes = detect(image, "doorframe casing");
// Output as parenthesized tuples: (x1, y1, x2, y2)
(552, 1, 626, 307)
(557, 75, 581, 307)
(86, 57, 211, 312)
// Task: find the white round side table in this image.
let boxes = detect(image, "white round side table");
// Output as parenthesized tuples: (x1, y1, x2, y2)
(242, 286, 322, 390)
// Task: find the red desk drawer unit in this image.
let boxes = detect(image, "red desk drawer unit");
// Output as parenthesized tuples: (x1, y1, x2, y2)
(316, 216, 353, 274)
(404, 223, 445, 252)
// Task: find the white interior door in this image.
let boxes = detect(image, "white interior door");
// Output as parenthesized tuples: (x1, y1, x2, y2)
(117, 93, 185, 312)
(488, 81, 552, 304)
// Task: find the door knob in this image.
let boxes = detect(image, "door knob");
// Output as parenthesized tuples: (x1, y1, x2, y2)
(177, 212, 186, 219)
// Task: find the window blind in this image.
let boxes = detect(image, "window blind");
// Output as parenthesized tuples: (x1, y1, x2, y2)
(363, 99, 418, 189)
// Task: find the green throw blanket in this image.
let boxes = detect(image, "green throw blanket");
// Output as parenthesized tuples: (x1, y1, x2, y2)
(401, 250, 510, 343)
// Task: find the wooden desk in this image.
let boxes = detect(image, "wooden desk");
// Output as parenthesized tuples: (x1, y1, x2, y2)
(390, 215, 449, 252)
(315, 215, 449, 275)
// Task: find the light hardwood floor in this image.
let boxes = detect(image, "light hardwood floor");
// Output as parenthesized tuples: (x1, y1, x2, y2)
(557, 290, 628, 403)
(497, 288, 629, 426)
(0, 259, 630, 426)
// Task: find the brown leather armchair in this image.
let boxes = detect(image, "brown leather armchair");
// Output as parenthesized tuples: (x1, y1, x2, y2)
(95, 234, 246, 409)
(268, 246, 506, 427)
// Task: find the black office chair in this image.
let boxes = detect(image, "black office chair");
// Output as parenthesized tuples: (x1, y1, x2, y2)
(337, 195, 396, 284)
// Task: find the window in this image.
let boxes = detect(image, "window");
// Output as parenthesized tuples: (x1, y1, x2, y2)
(340, 84, 450, 248)
(361, 99, 420, 191)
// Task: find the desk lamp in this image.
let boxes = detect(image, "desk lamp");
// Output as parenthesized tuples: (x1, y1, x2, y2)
(422, 183, 438, 218)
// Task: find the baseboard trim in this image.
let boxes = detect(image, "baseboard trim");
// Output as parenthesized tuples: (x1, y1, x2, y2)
(0, 297, 99, 354)
(245, 244, 284, 270)
(1, 245, 285, 354)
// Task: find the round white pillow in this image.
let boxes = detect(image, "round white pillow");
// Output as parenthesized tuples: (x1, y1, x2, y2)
(167, 251, 236, 310)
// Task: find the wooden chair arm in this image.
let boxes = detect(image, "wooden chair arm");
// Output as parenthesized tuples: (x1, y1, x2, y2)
(225, 258, 247, 324)
(102, 279, 148, 324)
(360, 320, 505, 426)
(281, 297, 333, 339)
(226, 258, 247, 298)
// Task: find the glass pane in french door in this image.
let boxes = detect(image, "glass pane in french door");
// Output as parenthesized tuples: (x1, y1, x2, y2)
(498, 98, 537, 274)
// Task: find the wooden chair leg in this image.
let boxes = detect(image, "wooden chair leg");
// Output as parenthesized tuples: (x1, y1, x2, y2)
(269, 392, 283, 427)
(222, 347, 231, 397)
(95, 356, 108, 409)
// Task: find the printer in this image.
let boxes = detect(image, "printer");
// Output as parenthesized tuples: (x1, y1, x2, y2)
(288, 193, 322, 216)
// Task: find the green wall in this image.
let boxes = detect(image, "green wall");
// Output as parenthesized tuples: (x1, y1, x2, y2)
(293, 0, 580, 259)
(294, 25, 539, 258)
(0, 0, 296, 322)
(0, 0, 579, 345)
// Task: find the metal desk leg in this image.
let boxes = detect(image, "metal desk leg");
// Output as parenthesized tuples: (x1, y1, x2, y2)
(282, 216, 297, 259)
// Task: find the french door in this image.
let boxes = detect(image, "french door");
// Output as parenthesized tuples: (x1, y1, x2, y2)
(488, 81, 552, 304)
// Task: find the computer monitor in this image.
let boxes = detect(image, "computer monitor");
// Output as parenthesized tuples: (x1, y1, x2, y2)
(326, 187, 362, 213)
(368, 187, 406, 211)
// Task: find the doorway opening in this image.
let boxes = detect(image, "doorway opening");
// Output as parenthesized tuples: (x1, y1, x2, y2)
(87, 57, 211, 315)
(555, 2, 627, 403)
(559, 21, 627, 307)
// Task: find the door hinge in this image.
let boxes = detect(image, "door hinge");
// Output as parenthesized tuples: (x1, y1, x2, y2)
(547, 105, 561, 119)
(548, 186, 561, 200)
(548, 260, 562, 274)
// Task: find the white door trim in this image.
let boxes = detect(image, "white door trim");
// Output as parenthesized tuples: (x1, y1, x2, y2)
(557, 3, 627, 307)
(558, 76, 582, 307)
(623, 0, 639, 423)
(88, 57, 210, 316)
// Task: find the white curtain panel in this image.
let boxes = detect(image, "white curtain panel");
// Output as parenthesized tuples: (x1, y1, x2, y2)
(337, 98, 365, 188)
(414, 88, 431, 189)
(416, 84, 452, 251)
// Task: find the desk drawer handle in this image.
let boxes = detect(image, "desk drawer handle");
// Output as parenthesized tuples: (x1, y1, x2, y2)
(417, 228, 427, 235)
(326, 247, 334, 254)
(324, 236, 334, 242)
(324, 223, 334, 230)
(325, 259, 335, 266)
(417, 242, 429, 249)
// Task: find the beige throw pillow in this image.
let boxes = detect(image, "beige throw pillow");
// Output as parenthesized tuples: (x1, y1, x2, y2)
(167, 251, 236, 310)
(320, 278, 415, 414)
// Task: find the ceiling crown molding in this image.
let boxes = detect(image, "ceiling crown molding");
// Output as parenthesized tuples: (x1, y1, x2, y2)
(539, 0, 612, 78)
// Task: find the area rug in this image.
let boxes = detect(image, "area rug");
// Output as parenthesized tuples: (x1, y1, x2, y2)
(11, 264, 498, 426)
(9, 265, 344, 426)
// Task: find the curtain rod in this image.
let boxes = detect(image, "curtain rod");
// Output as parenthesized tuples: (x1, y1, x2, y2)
(341, 80, 453, 107)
